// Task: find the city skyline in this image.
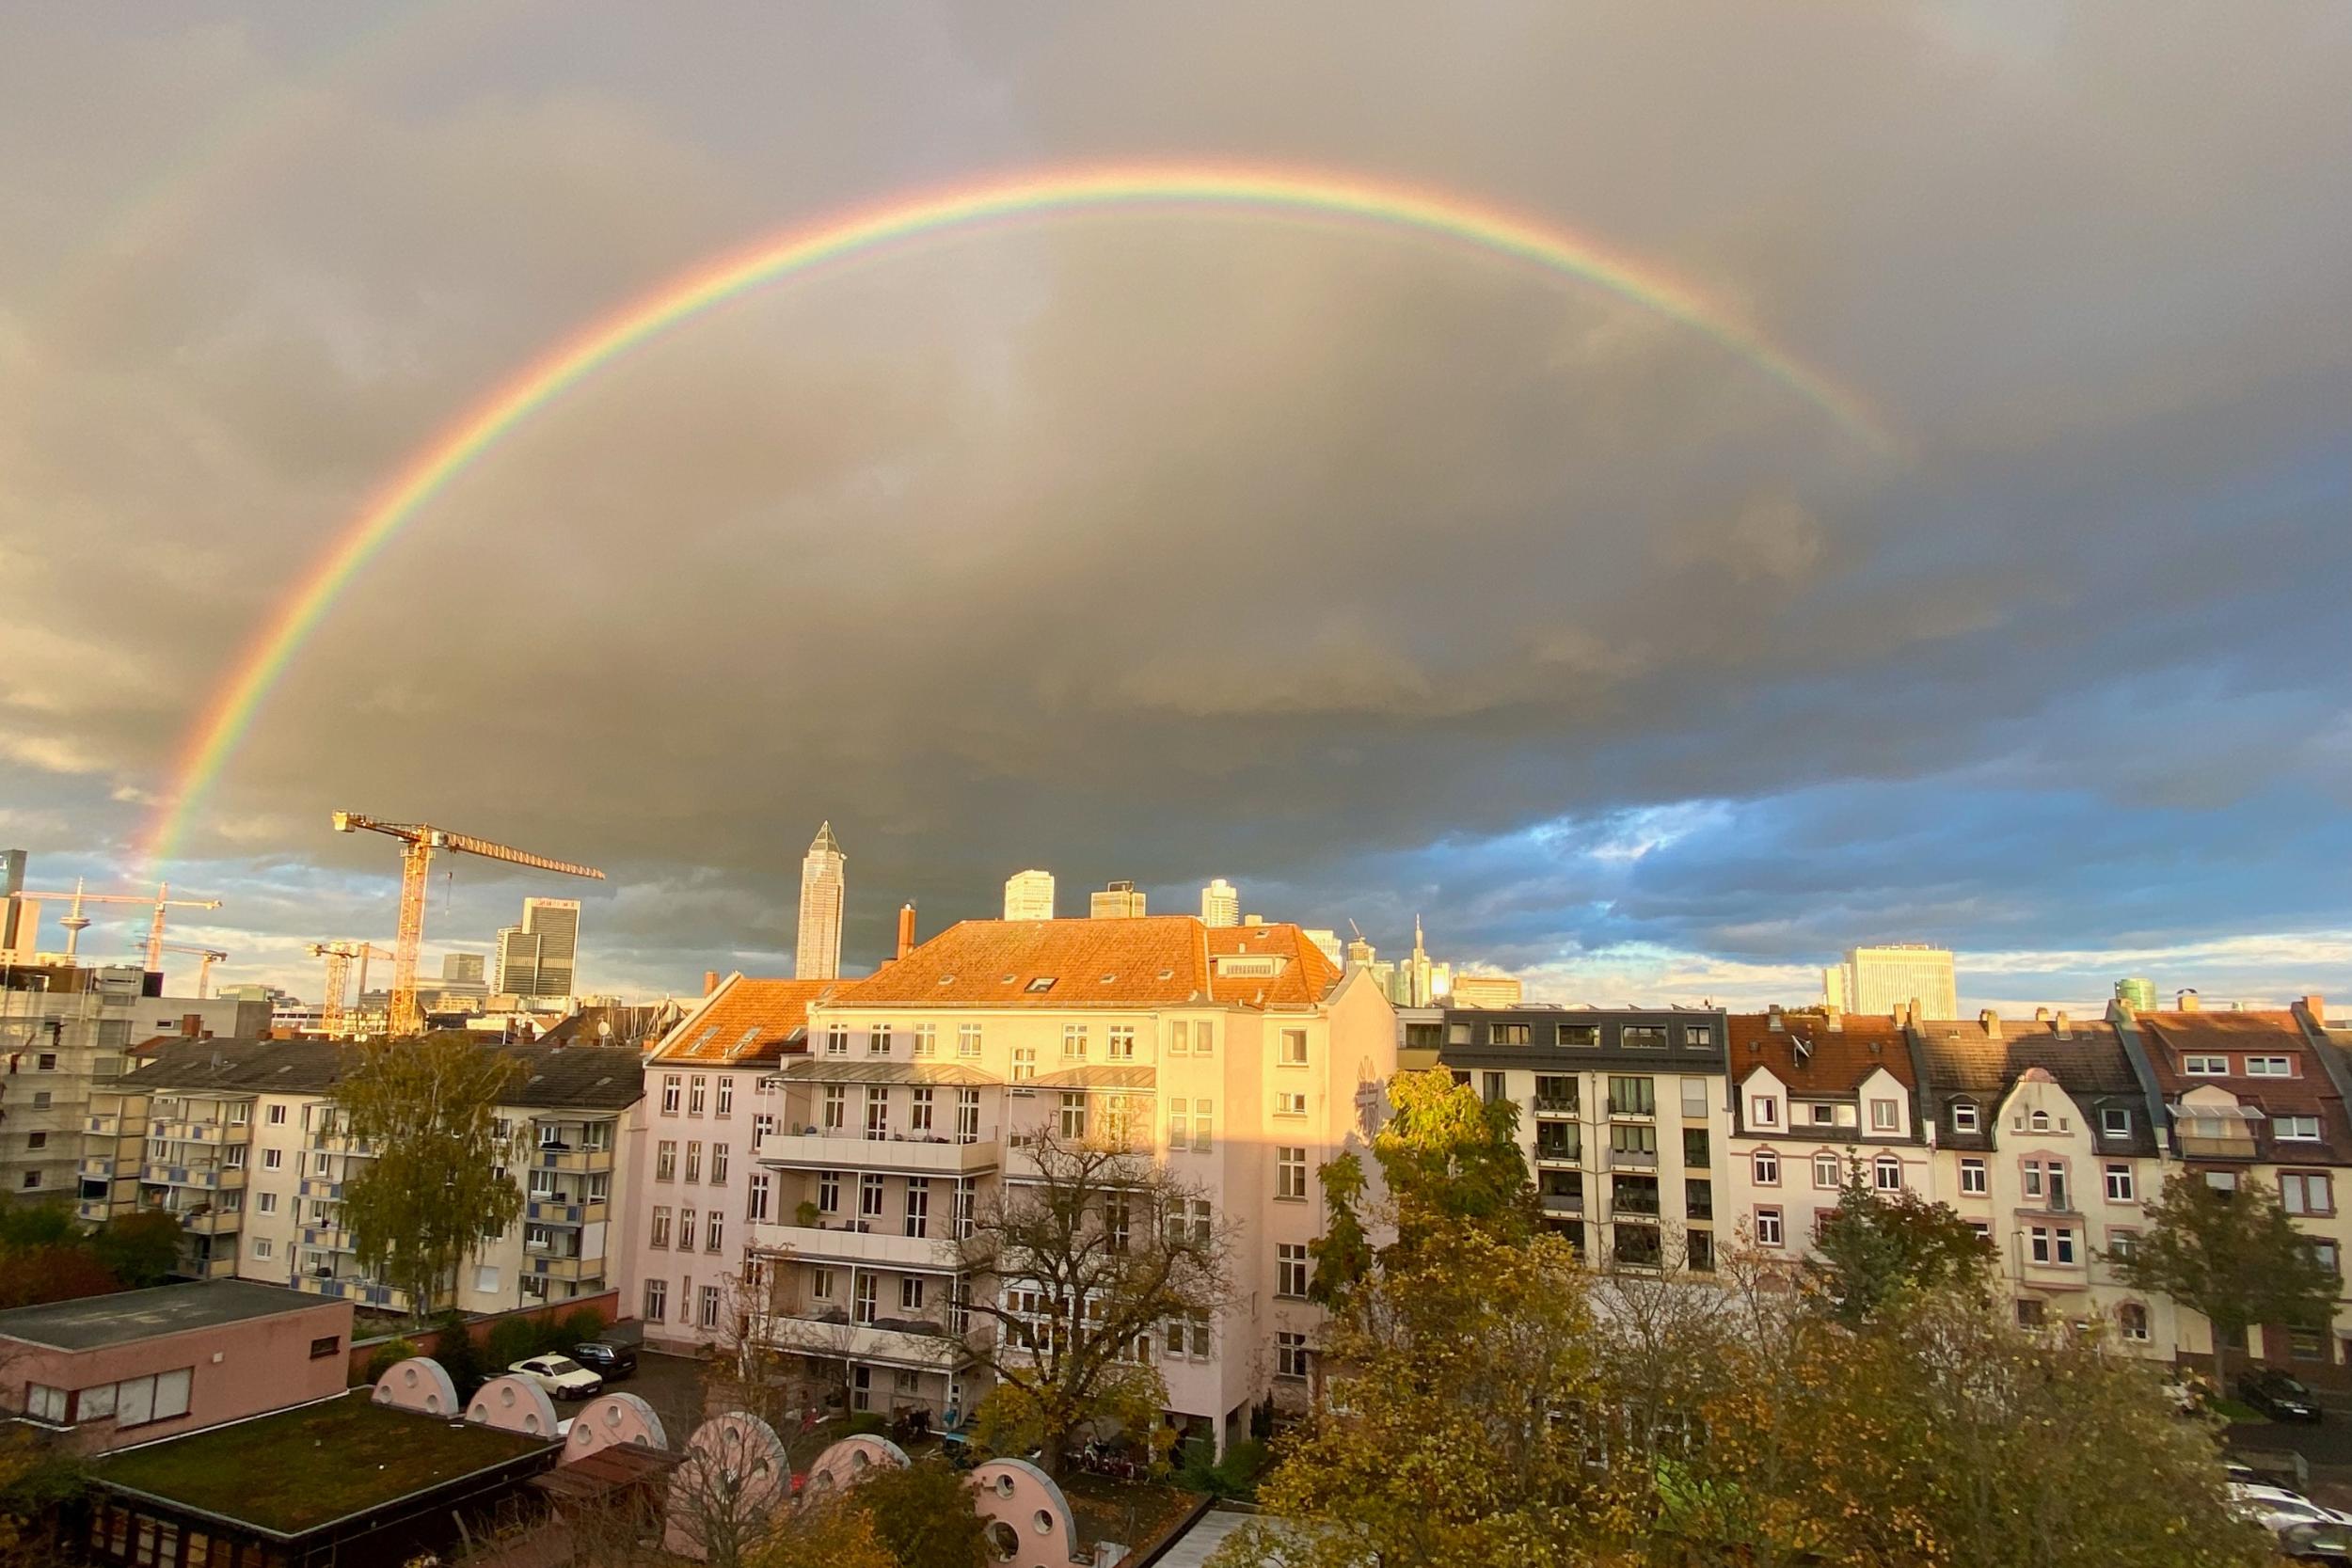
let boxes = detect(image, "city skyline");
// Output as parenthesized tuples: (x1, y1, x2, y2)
(0, 9, 2345, 1018)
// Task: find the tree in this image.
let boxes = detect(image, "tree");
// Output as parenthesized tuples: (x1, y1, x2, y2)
(948, 1126, 1229, 1475)
(1371, 1069, 1538, 1255)
(1305, 1151, 1373, 1307)
(750, 1494, 898, 1568)
(90, 1210, 184, 1288)
(846, 1460, 988, 1568)
(337, 1032, 524, 1319)
(2112, 1171, 2340, 1394)
(0, 1203, 75, 1256)
(0, 1248, 118, 1310)
(1805, 1167, 1994, 1325)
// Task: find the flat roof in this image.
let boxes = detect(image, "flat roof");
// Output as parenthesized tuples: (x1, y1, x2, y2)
(0, 1281, 331, 1352)
(97, 1395, 554, 1540)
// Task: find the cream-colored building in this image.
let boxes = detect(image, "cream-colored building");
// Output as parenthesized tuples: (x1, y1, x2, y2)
(104, 1037, 644, 1314)
(1002, 871, 1057, 923)
(1448, 974, 1524, 1009)
(796, 823, 846, 981)
(710, 916, 1395, 1456)
(1837, 944, 1958, 1021)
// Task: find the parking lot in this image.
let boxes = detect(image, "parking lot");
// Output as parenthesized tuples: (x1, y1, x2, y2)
(612, 1348, 709, 1445)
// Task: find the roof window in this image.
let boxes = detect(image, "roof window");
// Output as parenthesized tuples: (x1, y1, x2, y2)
(1025, 977, 1057, 994)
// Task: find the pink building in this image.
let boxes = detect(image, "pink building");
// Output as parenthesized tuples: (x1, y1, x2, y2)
(0, 1279, 353, 1451)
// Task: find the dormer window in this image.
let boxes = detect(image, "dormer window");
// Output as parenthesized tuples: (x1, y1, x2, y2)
(2183, 1054, 2228, 1076)
(2101, 1107, 2130, 1137)
(2028, 1109, 2051, 1133)
(1951, 1101, 1979, 1133)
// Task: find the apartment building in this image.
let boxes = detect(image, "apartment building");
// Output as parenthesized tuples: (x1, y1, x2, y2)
(0, 964, 264, 1209)
(1724, 1010, 1926, 1258)
(734, 916, 1395, 1456)
(626, 976, 834, 1354)
(104, 1037, 644, 1314)
(1437, 1006, 1729, 1273)
(1906, 1011, 2171, 1352)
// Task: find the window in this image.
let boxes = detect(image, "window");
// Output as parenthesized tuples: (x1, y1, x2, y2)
(1682, 1024, 1715, 1051)
(898, 1275, 926, 1312)
(1011, 1045, 1037, 1082)
(1686, 1178, 1712, 1221)
(262, 1148, 283, 1171)
(1749, 1094, 1779, 1129)
(307, 1334, 342, 1361)
(2183, 1054, 2228, 1076)
(1807, 1102, 1836, 1127)
(2028, 1226, 2077, 1265)
(1058, 1093, 1088, 1141)
(1168, 1022, 1190, 1057)
(2100, 1106, 2128, 1137)
(822, 1085, 847, 1131)
(703, 1212, 722, 1252)
(1813, 1153, 1840, 1190)
(24, 1385, 63, 1424)
(661, 1075, 682, 1114)
(1279, 1029, 1309, 1066)
(656, 1141, 676, 1181)
(865, 1088, 890, 1140)
(2021, 1160, 2043, 1198)
(2291, 1326, 2328, 1362)
(1062, 1024, 1089, 1061)
(1192, 1100, 1213, 1152)
(1682, 1127, 1709, 1167)
(1681, 1077, 1708, 1117)
(2283, 1172, 2335, 1215)
(2310, 1241, 2342, 1277)
(869, 1025, 893, 1056)
(651, 1208, 672, 1248)
(2117, 1303, 2150, 1342)
(1274, 1091, 1307, 1117)
(644, 1279, 667, 1322)
(1277, 1331, 1309, 1380)
(906, 1087, 934, 1134)
(1872, 1154, 1901, 1192)
(1277, 1243, 1310, 1298)
(2015, 1298, 2045, 1328)
(2105, 1164, 2136, 1202)
(716, 1078, 734, 1116)
(116, 1370, 192, 1428)
(1752, 1149, 1779, 1186)
(957, 1022, 982, 1058)
(1687, 1229, 1716, 1273)
(257, 1191, 278, 1214)
(267, 1103, 288, 1126)
(1951, 1101, 1979, 1133)
(1609, 1077, 1656, 1117)
(1108, 1025, 1135, 1061)
(1483, 1071, 1506, 1105)
(1490, 1022, 1532, 1046)
(700, 1286, 723, 1329)
(1277, 1147, 1308, 1201)
(1868, 1099, 1899, 1132)
(1621, 1025, 1666, 1050)
(711, 1143, 730, 1183)
(675, 1213, 693, 1253)
(914, 1023, 936, 1058)
(1194, 1021, 1215, 1056)
(684, 1142, 703, 1183)
(818, 1173, 841, 1213)
(2277, 1115, 2322, 1142)
(860, 1174, 884, 1217)
(755, 1112, 775, 1140)
(1755, 1207, 1784, 1247)
(688, 1075, 707, 1116)
(2107, 1229, 2137, 1261)
(1168, 1101, 1188, 1148)
(747, 1173, 771, 1223)
(1610, 1122, 1658, 1160)
(1960, 1157, 1987, 1195)
(905, 1179, 930, 1238)
(1558, 1023, 1599, 1048)
(2246, 1055, 2293, 1077)
(825, 1025, 849, 1056)
(812, 1267, 835, 1301)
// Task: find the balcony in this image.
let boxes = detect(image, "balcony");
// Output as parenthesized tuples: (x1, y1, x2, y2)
(1540, 1189, 1584, 1214)
(759, 1129, 1001, 1178)
(532, 1146, 615, 1175)
(1606, 1148, 1659, 1171)
(1531, 1097, 1580, 1117)
(177, 1210, 243, 1237)
(526, 1197, 610, 1227)
(295, 1275, 407, 1311)
(1533, 1140, 1581, 1167)
(758, 1221, 965, 1272)
(75, 1197, 118, 1224)
(85, 1114, 123, 1135)
(299, 1176, 343, 1201)
(78, 1156, 118, 1180)
(2177, 1132, 2259, 1162)
(141, 1163, 245, 1192)
(299, 1224, 354, 1252)
(526, 1252, 607, 1283)
(759, 1311, 975, 1370)
(147, 1118, 251, 1147)
(188, 1255, 239, 1281)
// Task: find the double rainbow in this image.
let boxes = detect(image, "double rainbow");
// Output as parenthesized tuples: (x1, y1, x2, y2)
(141, 162, 1894, 864)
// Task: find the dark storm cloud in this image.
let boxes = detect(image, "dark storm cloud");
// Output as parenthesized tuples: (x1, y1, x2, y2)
(1, 4, 2347, 1007)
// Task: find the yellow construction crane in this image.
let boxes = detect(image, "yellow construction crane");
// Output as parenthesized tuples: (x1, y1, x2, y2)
(9, 878, 222, 965)
(305, 941, 395, 1037)
(156, 942, 230, 999)
(331, 814, 604, 1034)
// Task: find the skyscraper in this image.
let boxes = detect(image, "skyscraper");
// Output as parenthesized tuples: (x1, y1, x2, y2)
(797, 822, 846, 979)
(1200, 879, 1240, 927)
(1003, 869, 1057, 921)
(443, 952, 486, 986)
(2114, 976, 2158, 1014)
(494, 926, 540, 996)
(1840, 944, 1958, 1021)
(1089, 880, 1147, 919)
(523, 897, 581, 997)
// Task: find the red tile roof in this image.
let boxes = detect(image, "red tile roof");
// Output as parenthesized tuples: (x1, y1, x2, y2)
(653, 978, 834, 1066)
(1727, 1013, 1915, 1089)
(829, 916, 1337, 1010)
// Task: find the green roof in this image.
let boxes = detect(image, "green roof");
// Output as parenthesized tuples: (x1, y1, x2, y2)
(97, 1396, 554, 1539)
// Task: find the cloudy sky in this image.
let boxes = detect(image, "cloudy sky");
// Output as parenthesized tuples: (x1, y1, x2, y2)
(3, 4, 2348, 1013)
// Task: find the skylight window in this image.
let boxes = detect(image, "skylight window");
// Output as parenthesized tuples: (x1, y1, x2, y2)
(937, 974, 955, 986)
(1025, 977, 1057, 993)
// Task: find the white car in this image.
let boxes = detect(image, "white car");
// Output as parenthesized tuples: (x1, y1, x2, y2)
(508, 1354, 604, 1401)
(2228, 1482, 2352, 1534)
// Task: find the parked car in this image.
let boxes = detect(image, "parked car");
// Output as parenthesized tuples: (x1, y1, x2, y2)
(570, 1341, 638, 1381)
(2241, 1369, 2326, 1422)
(2229, 1483, 2352, 1535)
(508, 1354, 604, 1400)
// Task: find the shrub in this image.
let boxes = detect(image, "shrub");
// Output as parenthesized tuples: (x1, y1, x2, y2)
(361, 1337, 421, 1385)
(844, 1411, 889, 1437)
(434, 1313, 487, 1398)
(1176, 1438, 1267, 1500)
(484, 1315, 541, 1373)
(557, 1305, 607, 1346)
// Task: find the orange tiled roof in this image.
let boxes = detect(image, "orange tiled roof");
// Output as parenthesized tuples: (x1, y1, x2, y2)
(654, 977, 834, 1066)
(830, 916, 1337, 1010)
(1728, 1013, 1915, 1089)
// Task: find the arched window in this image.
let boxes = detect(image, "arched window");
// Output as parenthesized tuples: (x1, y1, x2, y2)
(1753, 1149, 1779, 1185)
(2117, 1302, 2150, 1342)
(2029, 1109, 2052, 1132)
(1813, 1153, 1840, 1189)
(1873, 1154, 1903, 1192)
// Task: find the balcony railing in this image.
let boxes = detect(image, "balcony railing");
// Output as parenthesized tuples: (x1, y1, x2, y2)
(298, 1176, 343, 1201)
(756, 1310, 976, 1370)
(189, 1256, 239, 1280)
(526, 1197, 611, 1227)
(1534, 1142, 1581, 1166)
(528, 1253, 607, 1283)
(532, 1147, 615, 1174)
(2177, 1132, 2260, 1162)
(147, 1118, 251, 1146)
(78, 1156, 117, 1179)
(756, 1220, 966, 1272)
(1607, 1148, 1659, 1171)
(1540, 1189, 1584, 1213)
(295, 1275, 407, 1311)
(1532, 1097, 1580, 1117)
(299, 1224, 354, 1252)
(140, 1163, 245, 1191)
(759, 1128, 1001, 1177)
(176, 1210, 243, 1237)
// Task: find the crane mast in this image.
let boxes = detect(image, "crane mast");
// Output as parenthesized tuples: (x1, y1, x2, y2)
(331, 813, 604, 1034)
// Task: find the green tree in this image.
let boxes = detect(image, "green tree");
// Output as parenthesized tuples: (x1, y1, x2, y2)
(1805, 1167, 1994, 1324)
(847, 1460, 987, 1568)
(90, 1210, 185, 1288)
(0, 1203, 75, 1255)
(336, 1032, 523, 1319)
(2112, 1171, 2340, 1393)
(1305, 1151, 1374, 1307)
(1372, 1069, 1537, 1255)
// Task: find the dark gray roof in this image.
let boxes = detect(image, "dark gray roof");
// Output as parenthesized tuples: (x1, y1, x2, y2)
(1910, 1020, 2159, 1155)
(0, 1280, 327, 1351)
(120, 1035, 643, 1112)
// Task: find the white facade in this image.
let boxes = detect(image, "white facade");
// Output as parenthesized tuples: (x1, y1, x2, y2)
(1002, 871, 1057, 923)
(1842, 944, 1958, 1021)
(1200, 879, 1239, 928)
(796, 824, 846, 981)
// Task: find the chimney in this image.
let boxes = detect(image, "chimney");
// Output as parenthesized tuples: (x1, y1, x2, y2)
(703, 970, 720, 997)
(1824, 1009, 1844, 1033)
(1979, 1009, 2000, 1037)
(2300, 994, 2328, 1027)
(2054, 1010, 2072, 1039)
(1767, 1005, 1785, 1033)
(896, 902, 917, 961)
(2034, 1006, 2051, 1023)
(2178, 989, 2201, 1013)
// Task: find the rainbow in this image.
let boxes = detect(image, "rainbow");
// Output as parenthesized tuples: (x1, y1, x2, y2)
(140, 162, 1894, 864)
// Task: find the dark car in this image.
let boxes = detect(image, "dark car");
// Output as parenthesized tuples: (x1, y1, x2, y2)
(570, 1341, 638, 1381)
(2241, 1368, 2324, 1422)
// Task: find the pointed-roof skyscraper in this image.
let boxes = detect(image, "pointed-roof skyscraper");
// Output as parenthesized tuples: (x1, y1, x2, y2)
(796, 821, 845, 979)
